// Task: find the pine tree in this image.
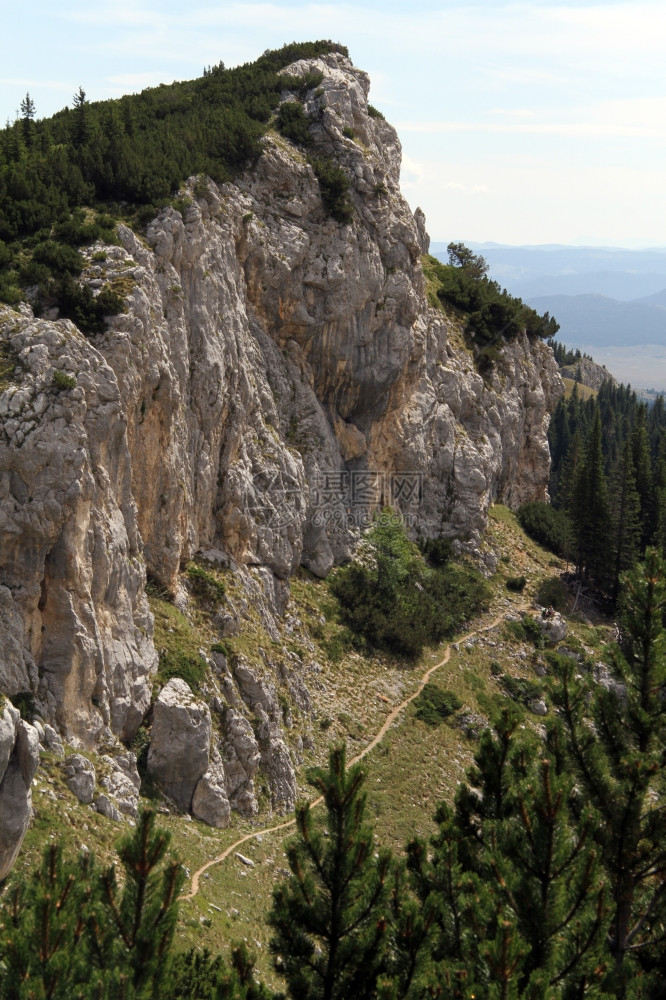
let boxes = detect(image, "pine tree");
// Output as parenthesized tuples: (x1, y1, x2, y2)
(632, 407, 654, 550)
(71, 87, 90, 148)
(557, 428, 583, 518)
(0, 842, 97, 1000)
(91, 811, 184, 994)
(610, 438, 642, 604)
(19, 92, 36, 146)
(0, 811, 184, 999)
(408, 707, 609, 998)
(571, 410, 611, 588)
(268, 744, 393, 1000)
(549, 550, 666, 997)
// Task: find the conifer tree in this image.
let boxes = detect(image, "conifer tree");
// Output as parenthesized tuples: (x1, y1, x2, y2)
(0, 842, 97, 1000)
(0, 811, 184, 999)
(268, 744, 393, 1000)
(549, 550, 666, 997)
(610, 438, 642, 604)
(72, 87, 90, 148)
(408, 707, 609, 998)
(91, 810, 185, 995)
(19, 92, 36, 146)
(631, 407, 653, 550)
(557, 429, 583, 518)
(572, 410, 611, 588)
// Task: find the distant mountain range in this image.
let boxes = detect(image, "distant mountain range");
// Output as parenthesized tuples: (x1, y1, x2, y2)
(528, 294, 666, 347)
(430, 243, 666, 390)
(431, 243, 666, 302)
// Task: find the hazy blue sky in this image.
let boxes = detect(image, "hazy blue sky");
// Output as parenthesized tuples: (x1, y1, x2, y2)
(3, 0, 665, 246)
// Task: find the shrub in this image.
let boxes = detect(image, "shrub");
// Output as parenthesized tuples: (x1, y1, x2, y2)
(368, 105, 385, 119)
(311, 157, 353, 223)
(157, 649, 207, 692)
(415, 684, 462, 726)
(537, 576, 568, 612)
(518, 501, 573, 558)
(276, 100, 313, 146)
(504, 615, 545, 649)
(499, 673, 543, 705)
(329, 514, 489, 658)
(52, 369, 76, 390)
(55, 275, 124, 334)
(506, 575, 527, 592)
(419, 535, 452, 567)
(186, 562, 226, 604)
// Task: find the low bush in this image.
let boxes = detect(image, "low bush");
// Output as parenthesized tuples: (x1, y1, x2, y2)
(186, 562, 226, 604)
(311, 157, 353, 223)
(499, 673, 543, 705)
(504, 615, 545, 649)
(537, 576, 568, 612)
(277, 100, 313, 146)
(329, 514, 489, 658)
(415, 684, 462, 726)
(506, 575, 527, 592)
(157, 649, 207, 692)
(52, 369, 76, 390)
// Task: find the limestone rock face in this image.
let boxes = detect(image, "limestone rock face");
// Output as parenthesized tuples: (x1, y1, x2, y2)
(0, 700, 39, 881)
(99, 752, 141, 818)
(0, 309, 156, 746)
(147, 678, 211, 811)
(222, 708, 261, 817)
(0, 50, 563, 781)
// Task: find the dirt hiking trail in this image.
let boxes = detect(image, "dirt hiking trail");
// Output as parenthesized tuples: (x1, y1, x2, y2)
(181, 609, 516, 901)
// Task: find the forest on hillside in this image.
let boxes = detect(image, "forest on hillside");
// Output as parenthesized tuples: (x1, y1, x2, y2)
(532, 379, 666, 603)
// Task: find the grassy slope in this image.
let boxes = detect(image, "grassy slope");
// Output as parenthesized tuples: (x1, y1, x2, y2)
(562, 376, 598, 400)
(9, 505, 616, 986)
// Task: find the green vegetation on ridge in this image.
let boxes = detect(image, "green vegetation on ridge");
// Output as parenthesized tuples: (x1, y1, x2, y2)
(0, 41, 348, 313)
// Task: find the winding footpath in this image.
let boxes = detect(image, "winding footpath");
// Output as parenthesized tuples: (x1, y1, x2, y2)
(181, 610, 514, 901)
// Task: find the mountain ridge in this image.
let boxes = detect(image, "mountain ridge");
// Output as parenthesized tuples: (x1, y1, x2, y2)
(0, 48, 562, 878)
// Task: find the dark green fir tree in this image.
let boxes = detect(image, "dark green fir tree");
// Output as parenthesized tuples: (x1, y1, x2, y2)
(610, 438, 642, 604)
(549, 550, 666, 997)
(268, 744, 393, 1000)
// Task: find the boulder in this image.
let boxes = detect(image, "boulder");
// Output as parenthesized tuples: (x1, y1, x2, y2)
(192, 763, 231, 828)
(94, 793, 122, 822)
(0, 700, 40, 881)
(534, 611, 568, 644)
(100, 753, 141, 817)
(147, 679, 211, 812)
(63, 753, 96, 804)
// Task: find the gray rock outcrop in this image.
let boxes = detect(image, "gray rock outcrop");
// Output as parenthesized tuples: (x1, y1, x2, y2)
(560, 357, 616, 392)
(0, 50, 563, 777)
(192, 762, 231, 828)
(534, 611, 568, 644)
(147, 679, 211, 812)
(0, 700, 39, 881)
(99, 752, 141, 818)
(63, 753, 96, 804)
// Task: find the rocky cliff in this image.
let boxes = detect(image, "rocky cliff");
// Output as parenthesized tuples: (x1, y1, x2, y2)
(0, 52, 562, 841)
